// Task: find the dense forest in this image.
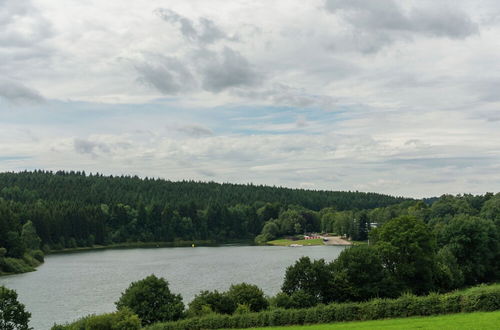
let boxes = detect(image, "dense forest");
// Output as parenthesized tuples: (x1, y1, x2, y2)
(1, 171, 500, 329)
(0, 170, 408, 274)
(1, 170, 499, 283)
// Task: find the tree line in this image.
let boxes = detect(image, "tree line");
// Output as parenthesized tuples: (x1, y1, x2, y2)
(0, 170, 407, 274)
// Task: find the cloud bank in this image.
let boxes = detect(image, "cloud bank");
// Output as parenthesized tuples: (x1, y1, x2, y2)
(1, 0, 500, 197)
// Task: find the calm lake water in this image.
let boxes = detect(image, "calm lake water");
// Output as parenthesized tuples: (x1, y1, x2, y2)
(0, 245, 345, 329)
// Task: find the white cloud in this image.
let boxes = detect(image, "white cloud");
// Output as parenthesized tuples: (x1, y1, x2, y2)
(1, 0, 500, 197)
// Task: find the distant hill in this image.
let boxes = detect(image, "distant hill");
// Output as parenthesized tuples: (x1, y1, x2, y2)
(0, 170, 409, 211)
(0, 170, 410, 272)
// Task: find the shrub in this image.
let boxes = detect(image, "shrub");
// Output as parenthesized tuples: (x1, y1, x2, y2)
(0, 286, 31, 330)
(29, 249, 45, 263)
(187, 290, 236, 317)
(0, 257, 34, 274)
(274, 291, 318, 309)
(234, 304, 251, 315)
(51, 308, 141, 330)
(282, 257, 334, 303)
(227, 283, 269, 312)
(115, 274, 184, 325)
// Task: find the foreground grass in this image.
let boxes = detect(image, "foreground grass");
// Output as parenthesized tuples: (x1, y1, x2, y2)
(267, 238, 324, 246)
(242, 311, 500, 330)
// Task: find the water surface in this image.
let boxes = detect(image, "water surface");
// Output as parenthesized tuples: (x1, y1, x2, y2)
(0, 245, 345, 329)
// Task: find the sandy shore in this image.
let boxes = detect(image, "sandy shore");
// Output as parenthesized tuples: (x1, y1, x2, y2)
(321, 236, 352, 246)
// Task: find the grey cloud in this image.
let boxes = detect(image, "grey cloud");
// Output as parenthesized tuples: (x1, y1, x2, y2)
(472, 79, 500, 103)
(0, 79, 45, 105)
(136, 47, 258, 94)
(198, 169, 216, 177)
(385, 156, 491, 169)
(176, 125, 214, 137)
(136, 57, 196, 95)
(235, 84, 336, 109)
(327, 31, 395, 54)
(324, 0, 478, 52)
(0, 0, 53, 47)
(74, 139, 110, 156)
(198, 47, 261, 92)
(155, 8, 235, 45)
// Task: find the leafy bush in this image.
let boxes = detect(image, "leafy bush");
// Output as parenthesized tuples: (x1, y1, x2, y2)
(227, 283, 269, 312)
(29, 249, 45, 263)
(146, 284, 500, 330)
(187, 290, 236, 317)
(115, 274, 184, 325)
(274, 291, 318, 309)
(0, 257, 34, 274)
(0, 286, 31, 330)
(51, 308, 141, 330)
(282, 257, 334, 303)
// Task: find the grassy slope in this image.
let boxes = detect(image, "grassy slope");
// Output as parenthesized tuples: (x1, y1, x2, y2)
(267, 238, 325, 246)
(242, 311, 500, 330)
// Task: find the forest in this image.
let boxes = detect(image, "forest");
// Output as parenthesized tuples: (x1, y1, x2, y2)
(1, 170, 499, 281)
(0, 170, 407, 274)
(1, 170, 499, 329)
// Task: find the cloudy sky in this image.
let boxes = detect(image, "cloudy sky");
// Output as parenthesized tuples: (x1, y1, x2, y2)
(1, 0, 499, 197)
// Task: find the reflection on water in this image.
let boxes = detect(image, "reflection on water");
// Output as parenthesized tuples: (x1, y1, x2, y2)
(0, 245, 345, 329)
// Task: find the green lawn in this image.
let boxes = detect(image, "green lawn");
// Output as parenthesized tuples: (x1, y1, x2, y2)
(267, 238, 324, 246)
(241, 311, 500, 330)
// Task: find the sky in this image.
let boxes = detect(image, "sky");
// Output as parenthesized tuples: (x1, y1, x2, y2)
(1, 0, 499, 198)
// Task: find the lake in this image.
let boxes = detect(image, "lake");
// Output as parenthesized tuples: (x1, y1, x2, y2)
(0, 245, 345, 329)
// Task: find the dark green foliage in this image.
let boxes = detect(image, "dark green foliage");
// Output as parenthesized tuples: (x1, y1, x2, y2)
(0, 286, 31, 330)
(0, 170, 408, 273)
(372, 216, 437, 294)
(434, 246, 464, 291)
(51, 308, 141, 330)
(187, 290, 236, 316)
(273, 291, 318, 309)
(144, 284, 500, 330)
(330, 245, 387, 301)
(282, 257, 334, 303)
(254, 221, 279, 244)
(20, 221, 41, 251)
(115, 275, 184, 325)
(480, 193, 500, 225)
(436, 214, 499, 284)
(28, 250, 44, 263)
(226, 283, 269, 312)
(0, 257, 35, 275)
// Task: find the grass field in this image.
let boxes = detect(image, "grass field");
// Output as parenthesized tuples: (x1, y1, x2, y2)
(267, 238, 325, 246)
(241, 311, 500, 330)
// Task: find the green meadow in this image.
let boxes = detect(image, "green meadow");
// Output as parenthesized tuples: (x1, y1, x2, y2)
(242, 311, 500, 330)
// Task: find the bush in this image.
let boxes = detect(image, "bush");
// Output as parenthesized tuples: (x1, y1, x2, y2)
(0, 286, 31, 330)
(282, 257, 334, 303)
(115, 274, 184, 325)
(0, 257, 34, 274)
(51, 308, 141, 330)
(146, 283, 500, 330)
(29, 249, 45, 263)
(274, 291, 318, 309)
(187, 290, 236, 317)
(227, 283, 269, 312)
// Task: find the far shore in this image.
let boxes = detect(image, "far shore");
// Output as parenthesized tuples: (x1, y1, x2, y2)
(267, 236, 353, 247)
(48, 239, 254, 255)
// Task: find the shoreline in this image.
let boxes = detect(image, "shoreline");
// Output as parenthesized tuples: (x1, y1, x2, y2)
(48, 239, 254, 255)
